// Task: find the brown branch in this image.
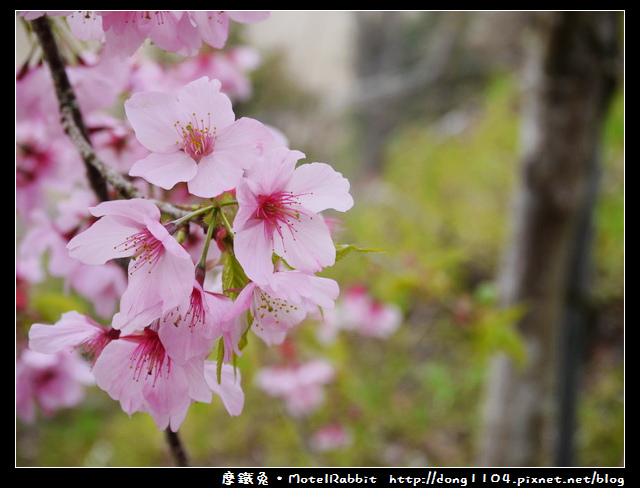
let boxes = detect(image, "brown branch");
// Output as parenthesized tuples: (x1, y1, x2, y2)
(28, 15, 191, 222)
(165, 429, 189, 467)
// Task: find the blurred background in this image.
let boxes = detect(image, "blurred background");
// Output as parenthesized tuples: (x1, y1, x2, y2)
(16, 11, 624, 467)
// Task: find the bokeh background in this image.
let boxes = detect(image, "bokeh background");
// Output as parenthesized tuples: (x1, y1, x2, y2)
(15, 11, 624, 467)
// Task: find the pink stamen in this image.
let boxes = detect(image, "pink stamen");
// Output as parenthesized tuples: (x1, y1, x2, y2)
(128, 328, 169, 385)
(79, 327, 121, 365)
(115, 228, 165, 275)
(254, 191, 308, 241)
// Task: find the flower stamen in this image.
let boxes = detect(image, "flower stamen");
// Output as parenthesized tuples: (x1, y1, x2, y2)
(175, 113, 216, 163)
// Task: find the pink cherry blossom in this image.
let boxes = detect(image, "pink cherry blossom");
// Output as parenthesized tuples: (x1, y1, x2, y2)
(16, 347, 95, 424)
(340, 285, 402, 338)
(16, 120, 80, 219)
(310, 423, 352, 451)
(170, 47, 262, 101)
(157, 281, 232, 365)
(66, 198, 195, 332)
(29, 310, 121, 364)
(187, 11, 269, 51)
(233, 145, 354, 284)
(317, 285, 402, 342)
(20, 11, 270, 57)
(17, 205, 127, 319)
(229, 270, 339, 346)
(98, 11, 199, 58)
(91, 326, 209, 431)
(256, 359, 335, 417)
(124, 76, 274, 198)
(91, 326, 242, 431)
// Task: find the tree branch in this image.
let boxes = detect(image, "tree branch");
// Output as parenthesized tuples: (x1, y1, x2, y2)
(165, 429, 189, 467)
(28, 16, 191, 222)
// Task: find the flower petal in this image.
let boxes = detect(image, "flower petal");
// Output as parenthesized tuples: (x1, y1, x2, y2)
(28, 311, 104, 354)
(288, 162, 354, 213)
(233, 221, 276, 284)
(129, 151, 198, 190)
(124, 90, 181, 153)
(272, 211, 336, 274)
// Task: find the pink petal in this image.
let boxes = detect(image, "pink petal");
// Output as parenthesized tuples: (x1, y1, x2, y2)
(288, 162, 354, 213)
(272, 211, 336, 274)
(92, 339, 146, 415)
(28, 311, 103, 354)
(88, 198, 161, 223)
(204, 361, 245, 416)
(187, 152, 245, 198)
(129, 151, 198, 190)
(233, 221, 276, 285)
(176, 77, 235, 129)
(67, 215, 141, 265)
(124, 90, 182, 153)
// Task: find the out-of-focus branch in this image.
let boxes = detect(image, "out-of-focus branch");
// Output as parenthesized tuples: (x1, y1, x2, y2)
(28, 16, 191, 222)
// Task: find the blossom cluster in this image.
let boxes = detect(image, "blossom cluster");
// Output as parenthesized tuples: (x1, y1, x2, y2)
(16, 11, 354, 433)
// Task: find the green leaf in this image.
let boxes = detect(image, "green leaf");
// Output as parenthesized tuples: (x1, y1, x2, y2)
(216, 338, 225, 384)
(222, 253, 249, 299)
(335, 244, 385, 262)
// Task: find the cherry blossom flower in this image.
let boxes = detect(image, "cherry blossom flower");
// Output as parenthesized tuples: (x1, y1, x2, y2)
(29, 310, 120, 363)
(339, 285, 402, 338)
(317, 285, 402, 342)
(187, 11, 270, 51)
(156, 281, 232, 365)
(310, 423, 352, 451)
(91, 326, 242, 431)
(124, 76, 274, 198)
(99, 11, 200, 58)
(229, 270, 339, 346)
(170, 47, 262, 101)
(66, 198, 195, 333)
(16, 206, 127, 319)
(20, 11, 270, 55)
(16, 347, 95, 424)
(255, 359, 335, 417)
(233, 145, 354, 284)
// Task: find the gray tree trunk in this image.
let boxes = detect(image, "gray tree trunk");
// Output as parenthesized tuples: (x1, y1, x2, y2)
(478, 11, 620, 467)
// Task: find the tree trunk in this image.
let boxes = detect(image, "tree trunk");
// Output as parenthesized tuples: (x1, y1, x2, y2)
(478, 11, 620, 467)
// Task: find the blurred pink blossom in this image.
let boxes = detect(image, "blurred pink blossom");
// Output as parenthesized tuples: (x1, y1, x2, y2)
(256, 359, 334, 417)
(310, 423, 352, 451)
(317, 285, 402, 342)
(16, 348, 95, 424)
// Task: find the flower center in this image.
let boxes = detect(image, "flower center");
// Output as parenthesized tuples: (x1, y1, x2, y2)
(79, 327, 121, 365)
(175, 113, 216, 163)
(115, 228, 165, 275)
(128, 328, 170, 384)
(255, 191, 304, 239)
(253, 289, 299, 326)
(164, 288, 206, 330)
